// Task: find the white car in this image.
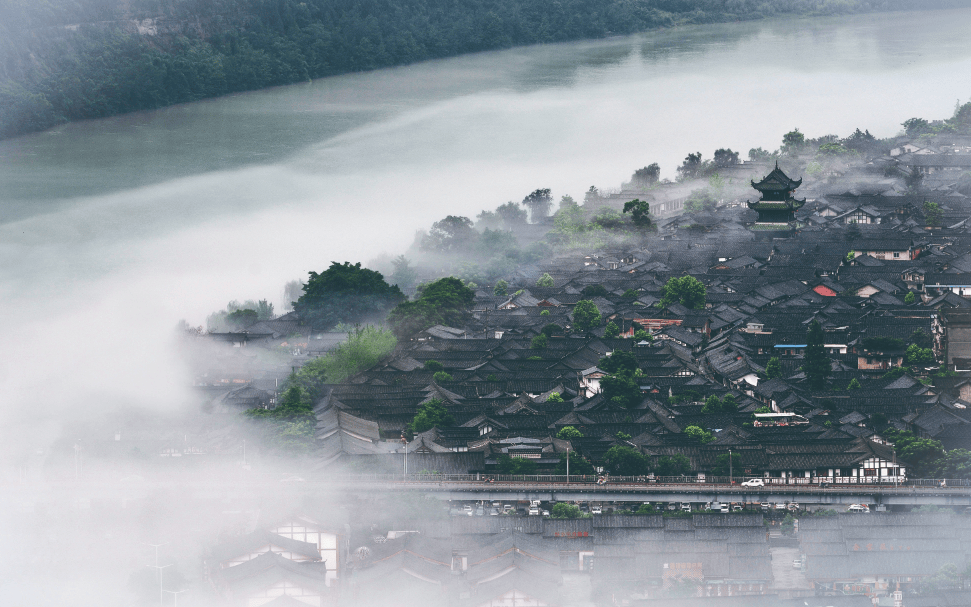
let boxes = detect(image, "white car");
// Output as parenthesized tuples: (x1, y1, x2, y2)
(847, 504, 870, 513)
(792, 559, 803, 568)
(590, 504, 603, 514)
(528, 506, 540, 516)
(740, 478, 765, 487)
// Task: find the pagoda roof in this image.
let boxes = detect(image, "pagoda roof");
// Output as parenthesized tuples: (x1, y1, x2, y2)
(751, 162, 802, 192)
(746, 198, 806, 211)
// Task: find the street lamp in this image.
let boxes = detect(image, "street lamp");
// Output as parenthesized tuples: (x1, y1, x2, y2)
(146, 563, 172, 607)
(729, 448, 733, 486)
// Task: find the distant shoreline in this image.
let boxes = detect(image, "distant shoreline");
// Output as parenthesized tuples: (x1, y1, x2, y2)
(2, 0, 969, 141)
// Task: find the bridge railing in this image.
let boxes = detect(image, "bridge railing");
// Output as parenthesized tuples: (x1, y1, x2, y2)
(319, 473, 971, 488)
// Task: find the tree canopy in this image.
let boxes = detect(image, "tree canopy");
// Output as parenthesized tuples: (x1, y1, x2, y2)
(386, 277, 475, 339)
(294, 262, 404, 331)
(522, 188, 553, 222)
(658, 276, 706, 309)
(603, 445, 650, 475)
(623, 199, 653, 228)
(409, 398, 454, 433)
(572, 299, 602, 332)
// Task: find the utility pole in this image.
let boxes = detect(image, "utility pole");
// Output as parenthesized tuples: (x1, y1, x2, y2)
(143, 541, 170, 607)
(165, 589, 188, 607)
(566, 445, 570, 482)
(146, 563, 172, 607)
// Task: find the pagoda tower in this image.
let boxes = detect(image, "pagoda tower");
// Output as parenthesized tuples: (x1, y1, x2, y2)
(747, 162, 805, 232)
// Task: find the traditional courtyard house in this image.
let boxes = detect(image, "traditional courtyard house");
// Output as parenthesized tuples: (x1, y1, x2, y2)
(849, 238, 922, 261)
(800, 513, 971, 595)
(923, 273, 971, 297)
(935, 308, 971, 370)
(210, 550, 331, 607)
(267, 516, 344, 584)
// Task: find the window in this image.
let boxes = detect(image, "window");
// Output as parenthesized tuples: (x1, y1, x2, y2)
(894, 252, 901, 258)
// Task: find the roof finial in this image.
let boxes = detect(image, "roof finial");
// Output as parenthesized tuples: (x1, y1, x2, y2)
(775, 159, 779, 170)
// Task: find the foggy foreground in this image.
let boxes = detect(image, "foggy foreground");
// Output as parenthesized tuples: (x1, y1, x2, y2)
(3, 7, 971, 607)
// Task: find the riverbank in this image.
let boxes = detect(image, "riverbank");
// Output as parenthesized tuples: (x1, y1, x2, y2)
(2, 0, 968, 141)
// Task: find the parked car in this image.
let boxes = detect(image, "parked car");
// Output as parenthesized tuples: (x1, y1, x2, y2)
(590, 504, 603, 514)
(787, 503, 800, 512)
(760, 502, 770, 511)
(680, 502, 691, 512)
(741, 478, 765, 487)
(847, 504, 870, 513)
(775, 503, 787, 511)
(719, 503, 730, 514)
(528, 506, 540, 516)
(463, 504, 473, 515)
(502, 504, 514, 514)
(792, 559, 803, 568)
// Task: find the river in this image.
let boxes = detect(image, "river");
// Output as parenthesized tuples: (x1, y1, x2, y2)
(1, 8, 971, 450)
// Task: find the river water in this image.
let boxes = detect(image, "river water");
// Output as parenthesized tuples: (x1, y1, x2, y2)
(1, 9, 971, 447)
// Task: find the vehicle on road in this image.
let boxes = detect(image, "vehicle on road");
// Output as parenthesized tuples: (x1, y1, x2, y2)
(788, 503, 800, 512)
(719, 503, 730, 513)
(591, 504, 603, 514)
(502, 504, 514, 514)
(463, 504, 473, 515)
(775, 503, 787, 511)
(528, 506, 540, 516)
(760, 503, 770, 511)
(847, 504, 870, 513)
(741, 478, 765, 487)
(731, 503, 743, 512)
(680, 502, 691, 512)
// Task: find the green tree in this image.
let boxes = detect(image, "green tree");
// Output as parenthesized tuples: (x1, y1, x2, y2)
(885, 429, 944, 477)
(635, 503, 657, 514)
(496, 201, 528, 228)
(390, 255, 417, 290)
(655, 454, 691, 476)
(616, 431, 632, 441)
(557, 425, 582, 439)
(551, 503, 583, 519)
(711, 452, 742, 476)
(581, 284, 609, 297)
(603, 445, 650, 475)
(604, 321, 620, 339)
(541, 323, 563, 337)
(633, 329, 652, 341)
(905, 291, 916, 304)
(536, 272, 555, 287)
(433, 371, 453, 383)
(781, 128, 806, 155)
(601, 370, 642, 410)
(903, 117, 931, 138)
(924, 201, 943, 228)
(701, 395, 722, 414)
(847, 378, 861, 390)
(289, 326, 396, 397)
(497, 455, 537, 475)
(765, 357, 782, 380)
(658, 276, 706, 310)
(423, 360, 444, 372)
(804, 320, 831, 390)
(522, 188, 553, 222)
(540, 309, 550, 317)
(555, 451, 596, 475)
(631, 164, 660, 187)
(421, 215, 478, 253)
(494, 279, 509, 297)
(713, 148, 740, 167)
(622, 198, 653, 227)
(933, 449, 971, 479)
(546, 392, 565, 403)
(676, 152, 704, 181)
(721, 394, 738, 413)
(684, 425, 714, 444)
(409, 398, 454, 433)
(905, 344, 935, 366)
(386, 277, 475, 339)
(598, 351, 638, 375)
(622, 288, 638, 299)
(293, 262, 404, 331)
(781, 513, 796, 536)
(530, 333, 549, 349)
(572, 300, 602, 332)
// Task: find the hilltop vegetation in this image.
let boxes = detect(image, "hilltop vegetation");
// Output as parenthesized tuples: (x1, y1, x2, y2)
(2, 0, 968, 139)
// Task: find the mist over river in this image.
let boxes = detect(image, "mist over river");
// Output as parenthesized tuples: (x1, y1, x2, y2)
(1, 8, 971, 455)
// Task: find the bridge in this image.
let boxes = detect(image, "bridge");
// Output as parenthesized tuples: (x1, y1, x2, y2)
(322, 475, 971, 508)
(7, 474, 971, 510)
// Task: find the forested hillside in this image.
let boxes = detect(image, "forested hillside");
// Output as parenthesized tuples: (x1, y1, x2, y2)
(1, 0, 967, 140)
